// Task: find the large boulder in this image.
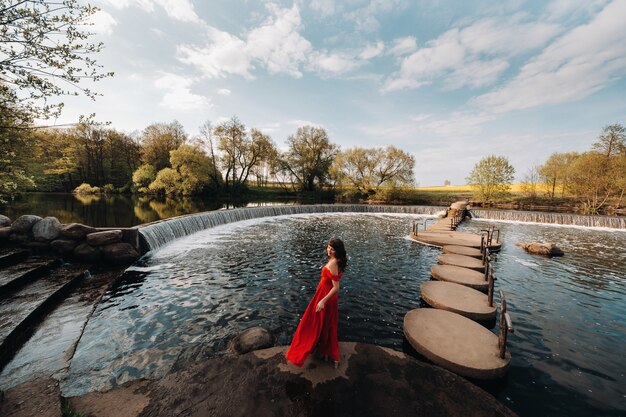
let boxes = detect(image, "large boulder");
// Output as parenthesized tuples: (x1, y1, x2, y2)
(0, 214, 11, 227)
(86, 230, 122, 246)
(61, 223, 97, 240)
(516, 242, 564, 257)
(10, 215, 42, 234)
(101, 242, 140, 265)
(228, 327, 274, 355)
(50, 239, 78, 255)
(73, 243, 100, 262)
(32, 216, 62, 242)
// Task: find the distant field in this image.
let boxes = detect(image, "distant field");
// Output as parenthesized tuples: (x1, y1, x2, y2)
(418, 184, 526, 193)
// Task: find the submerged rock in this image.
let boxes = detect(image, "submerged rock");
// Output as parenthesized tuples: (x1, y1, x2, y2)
(32, 216, 62, 242)
(0, 226, 11, 239)
(10, 215, 42, 234)
(229, 327, 274, 355)
(516, 242, 564, 257)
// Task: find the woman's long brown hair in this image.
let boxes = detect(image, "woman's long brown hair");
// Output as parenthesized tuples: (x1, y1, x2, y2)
(328, 238, 347, 273)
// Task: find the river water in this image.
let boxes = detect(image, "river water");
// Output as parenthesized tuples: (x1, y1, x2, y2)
(59, 213, 625, 417)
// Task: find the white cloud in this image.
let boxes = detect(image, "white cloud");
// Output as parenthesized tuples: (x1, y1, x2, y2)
(310, 51, 361, 75)
(177, 27, 253, 79)
(382, 15, 560, 92)
(388, 36, 417, 56)
(100, 0, 200, 23)
(409, 114, 432, 122)
(345, 0, 410, 33)
(154, 73, 211, 111)
(417, 112, 496, 136)
(545, 0, 609, 21)
(359, 42, 385, 60)
(310, 0, 336, 17)
(474, 0, 626, 112)
(88, 9, 117, 35)
(217, 89, 231, 96)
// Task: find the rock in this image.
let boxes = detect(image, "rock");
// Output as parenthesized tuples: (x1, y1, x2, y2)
(24, 241, 50, 251)
(50, 239, 78, 255)
(516, 242, 564, 257)
(86, 230, 122, 246)
(73, 243, 100, 262)
(0, 226, 11, 239)
(101, 242, 140, 265)
(228, 327, 274, 355)
(32, 216, 62, 242)
(61, 223, 97, 240)
(0, 214, 11, 227)
(10, 215, 42, 234)
(0, 378, 61, 417)
(9, 233, 30, 244)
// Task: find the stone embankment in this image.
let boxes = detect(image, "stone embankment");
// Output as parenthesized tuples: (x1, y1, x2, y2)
(0, 214, 139, 265)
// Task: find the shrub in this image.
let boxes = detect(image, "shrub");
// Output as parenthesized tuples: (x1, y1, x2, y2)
(73, 183, 101, 195)
(132, 164, 157, 191)
(103, 184, 116, 194)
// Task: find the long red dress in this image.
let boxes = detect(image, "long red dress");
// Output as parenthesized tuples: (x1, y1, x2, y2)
(285, 266, 342, 367)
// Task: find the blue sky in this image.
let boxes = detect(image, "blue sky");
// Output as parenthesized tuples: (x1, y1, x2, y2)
(56, 0, 626, 186)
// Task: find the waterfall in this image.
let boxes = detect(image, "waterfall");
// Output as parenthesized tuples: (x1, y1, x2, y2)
(137, 204, 446, 253)
(470, 209, 626, 229)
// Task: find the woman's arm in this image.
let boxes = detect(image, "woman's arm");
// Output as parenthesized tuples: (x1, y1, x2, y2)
(316, 279, 340, 312)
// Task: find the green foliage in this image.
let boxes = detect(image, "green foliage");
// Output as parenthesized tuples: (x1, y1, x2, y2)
(466, 155, 515, 202)
(333, 146, 414, 192)
(149, 168, 182, 196)
(280, 125, 337, 191)
(140, 121, 187, 171)
(0, 0, 112, 121)
(74, 183, 100, 195)
(132, 164, 157, 191)
(170, 144, 221, 195)
(103, 184, 116, 194)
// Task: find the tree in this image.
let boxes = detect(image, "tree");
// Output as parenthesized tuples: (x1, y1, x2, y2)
(567, 152, 616, 214)
(140, 121, 187, 171)
(538, 152, 578, 199)
(592, 123, 626, 158)
(196, 121, 222, 189)
(333, 146, 414, 193)
(148, 168, 182, 196)
(466, 155, 515, 202)
(520, 164, 541, 202)
(169, 144, 221, 195)
(0, 0, 112, 121)
(281, 126, 337, 191)
(132, 164, 156, 193)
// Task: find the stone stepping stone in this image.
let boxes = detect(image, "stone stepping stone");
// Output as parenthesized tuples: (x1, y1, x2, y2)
(430, 265, 488, 291)
(410, 231, 501, 251)
(442, 245, 483, 259)
(438, 254, 486, 272)
(420, 281, 496, 321)
(403, 308, 510, 379)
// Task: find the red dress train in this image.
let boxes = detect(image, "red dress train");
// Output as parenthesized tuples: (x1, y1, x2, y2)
(285, 266, 342, 367)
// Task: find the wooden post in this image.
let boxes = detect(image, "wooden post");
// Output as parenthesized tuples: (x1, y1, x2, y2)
(487, 266, 494, 307)
(498, 289, 514, 359)
(480, 235, 485, 261)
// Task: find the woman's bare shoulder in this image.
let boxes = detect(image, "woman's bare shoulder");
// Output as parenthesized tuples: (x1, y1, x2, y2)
(326, 259, 340, 276)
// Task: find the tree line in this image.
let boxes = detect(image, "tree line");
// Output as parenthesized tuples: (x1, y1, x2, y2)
(466, 124, 626, 214)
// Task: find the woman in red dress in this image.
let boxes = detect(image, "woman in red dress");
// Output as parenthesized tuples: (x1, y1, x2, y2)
(286, 238, 348, 368)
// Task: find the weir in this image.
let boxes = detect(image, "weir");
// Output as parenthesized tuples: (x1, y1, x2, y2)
(137, 204, 446, 253)
(470, 209, 626, 229)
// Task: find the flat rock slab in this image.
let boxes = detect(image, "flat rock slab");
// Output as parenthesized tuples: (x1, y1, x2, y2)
(420, 281, 496, 321)
(431, 265, 489, 291)
(0, 377, 61, 417)
(67, 342, 517, 417)
(411, 231, 501, 251)
(404, 309, 510, 380)
(0, 259, 58, 295)
(442, 245, 483, 259)
(438, 254, 486, 272)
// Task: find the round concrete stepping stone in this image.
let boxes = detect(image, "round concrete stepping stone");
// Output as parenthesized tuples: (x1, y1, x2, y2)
(420, 281, 496, 321)
(438, 254, 486, 272)
(403, 308, 510, 379)
(410, 231, 501, 251)
(442, 245, 483, 259)
(430, 265, 488, 291)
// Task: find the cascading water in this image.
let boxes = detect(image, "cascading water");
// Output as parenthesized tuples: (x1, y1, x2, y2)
(137, 204, 446, 252)
(470, 209, 626, 229)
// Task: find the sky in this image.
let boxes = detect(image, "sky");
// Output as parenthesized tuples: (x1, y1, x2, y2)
(53, 0, 626, 186)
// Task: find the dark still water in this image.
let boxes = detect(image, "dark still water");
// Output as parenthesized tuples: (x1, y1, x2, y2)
(0, 192, 295, 227)
(60, 214, 625, 417)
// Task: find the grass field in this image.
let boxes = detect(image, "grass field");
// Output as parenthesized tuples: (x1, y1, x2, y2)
(417, 184, 526, 193)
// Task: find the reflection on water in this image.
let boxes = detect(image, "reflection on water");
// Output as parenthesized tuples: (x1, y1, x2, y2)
(61, 214, 625, 417)
(0, 192, 297, 227)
